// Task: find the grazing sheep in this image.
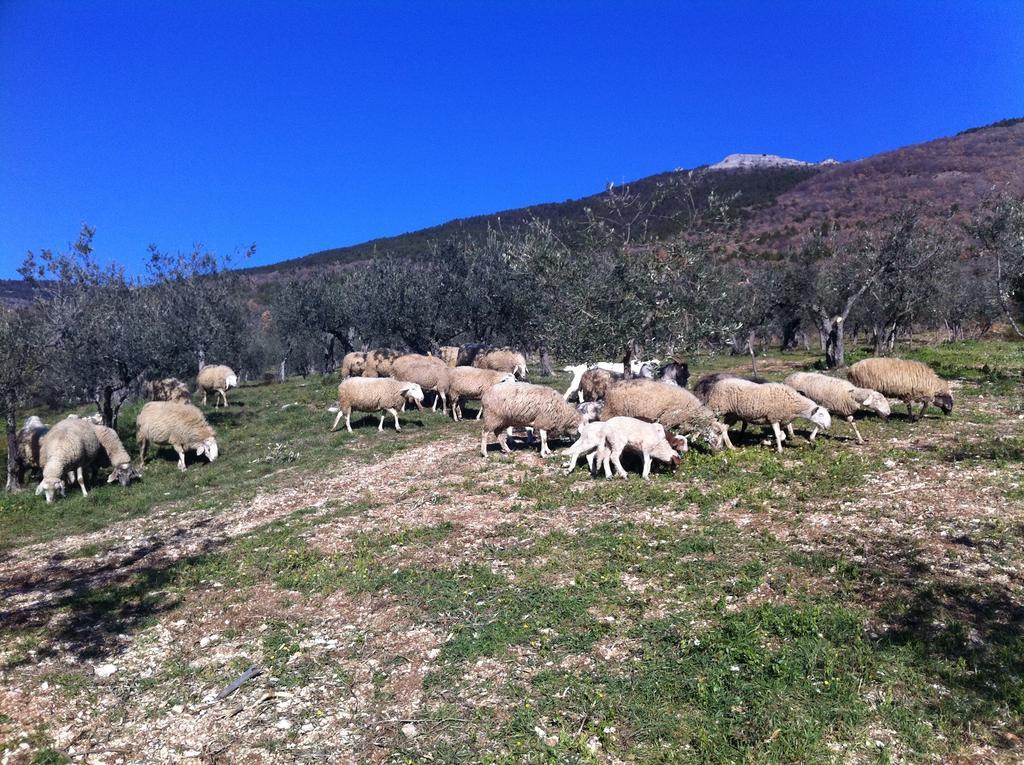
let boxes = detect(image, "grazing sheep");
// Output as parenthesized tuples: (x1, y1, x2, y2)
(143, 377, 192, 403)
(784, 372, 891, 443)
(91, 424, 142, 485)
(35, 417, 103, 503)
(391, 354, 451, 414)
(702, 380, 831, 452)
(847, 357, 953, 420)
(196, 364, 238, 407)
(601, 379, 726, 450)
(136, 401, 219, 472)
(15, 416, 49, 486)
(473, 347, 528, 379)
(340, 352, 367, 379)
(579, 368, 617, 402)
(597, 417, 687, 480)
(447, 367, 517, 421)
(438, 346, 460, 367)
(481, 382, 586, 458)
(332, 377, 425, 432)
(363, 349, 400, 378)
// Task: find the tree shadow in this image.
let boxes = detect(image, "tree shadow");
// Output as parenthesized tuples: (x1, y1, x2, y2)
(0, 516, 231, 666)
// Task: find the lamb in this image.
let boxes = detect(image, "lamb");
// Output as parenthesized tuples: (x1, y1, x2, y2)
(14, 416, 49, 486)
(601, 379, 726, 450)
(598, 417, 687, 479)
(363, 349, 400, 378)
(35, 417, 103, 503)
(196, 364, 238, 407)
(784, 372, 891, 444)
(143, 377, 192, 403)
(331, 377, 425, 432)
(136, 401, 219, 471)
(701, 380, 831, 453)
(391, 354, 450, 414)
(340, 352, 367, 378)
(91, 424, 142, 485)
(473, 347, 528, 379)
(446, 366, 517, 421)
(846, 357, 953, 420)
(480, 382, 588, 458)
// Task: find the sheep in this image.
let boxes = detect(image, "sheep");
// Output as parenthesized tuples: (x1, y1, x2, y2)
(701, 380, 831, 453)
(143, 377, 192, 403)
(473, 347, 528, 379)
(784, 372, 891, 444)
(446, 366, 517, 421)
(579, 368, 617, 402)
(14, 416, 49, 486)
(456, 343, 486, 367)
(35, 417, 103, 503)
(846, 357, 953, 420)
(601, 379, 726, 450)
(438, 346, 460, 367)
(655, 361, 690, 388)
(340, 352, 367, 378)
(331, 377, 425, 432)
(480, 382, 588, 458)
(136, 401, 219, 472)
(363, 349, 399, 378)
(597, 417, 687, 480)
(91, 424, 142, 485)
(391, 354, 451, 414)
(196, 364, 238, 407)
(692, 372, 768, 403)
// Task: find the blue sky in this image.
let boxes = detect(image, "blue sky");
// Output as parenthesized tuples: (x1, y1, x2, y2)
(1, 1, 1022, 278)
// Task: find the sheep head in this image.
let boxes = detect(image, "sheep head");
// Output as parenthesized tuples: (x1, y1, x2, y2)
(109, 463, 142, 486)
(400, 383, 425, 404)
(36, 478, 65, 504)
(196, 437, 220, 462)
(575, 401, 604, 423)
(851, 388, 891, 419)
(933, 392, 954, 415)
(808, 406, 832, 431)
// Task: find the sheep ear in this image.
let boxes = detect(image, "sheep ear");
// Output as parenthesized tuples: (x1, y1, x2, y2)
(195, 444, 206, 456)
(35, 483, 44, 496)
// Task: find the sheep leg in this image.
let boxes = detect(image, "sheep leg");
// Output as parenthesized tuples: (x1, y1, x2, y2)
(586, 450, 599, 475)
(809, 426, 819, 442)
(202, 390, 208, 406)
(497, 430, 513, 454)
(138, 438, 147, 467)
(431, 394, 439, 412)
(174, 444, 187, 471)
(918, 401, 929, 420)
(77, 467, 88, 497)
(848, 416, 864, 444)
(613, 448, 629, 480)
(641, 453, 652, 480)
(721, 426, 737, 450)
(219, 390, 228, 407)
(771, 422, 785, 453)
(905, 401, 915, 420)
(539, 430, 552, 457)
(439, 392, 448, 416)
(597, 445, 613, 478)
(390, 408, 401, 431)
(481, 429, 490, 458)
(785, 423, 796, 441)
(378, 413, 386, 431)
(475, 407, 483, 421)
(345, 411, 352, 433)
(331, 410, 344, 431)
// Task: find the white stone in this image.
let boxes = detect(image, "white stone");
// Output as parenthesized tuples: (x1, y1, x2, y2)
(401, 723, 418, 739)
(94, 664, 117, 678)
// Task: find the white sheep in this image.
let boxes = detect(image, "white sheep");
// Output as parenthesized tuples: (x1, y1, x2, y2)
(702, 380, 831, 452)
(136, 401, 219, 471)
(340, 352, 367, 378)
(473, 348, 528, 378)
(35, 417, 103, 503)
(331, 377, 425, 432)
(562, 359, 660, 401)
(14, 415, 49, 486)
(846, 357, 953, 420)
(446, 367, 517, 421)
(196, 364, 238, 407)
(597, 417, 686, 479)
(481, 382, 588, 458)
(91, 424, 142, 485)
(784, 371, 891, 443)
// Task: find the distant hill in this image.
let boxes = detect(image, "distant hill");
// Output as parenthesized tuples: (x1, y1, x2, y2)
(0, 279, 41, 308)
(245, 117, 1024, 279)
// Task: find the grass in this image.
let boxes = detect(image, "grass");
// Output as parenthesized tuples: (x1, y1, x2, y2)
(2, 340, 1024, 764)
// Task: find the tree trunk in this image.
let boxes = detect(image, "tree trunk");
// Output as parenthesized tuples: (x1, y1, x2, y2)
(822, 316, 845, 369)
(5, 404, 21, 493)
(323, 335, 336, 373)
(279, 358, 287, 382)
(540, 346, 553, 377)
(198, 347, 206, 373)
(100, 385, 116, 428)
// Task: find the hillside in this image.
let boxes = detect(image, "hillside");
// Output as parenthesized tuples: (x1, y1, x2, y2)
(246, 117, 1024, 277)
